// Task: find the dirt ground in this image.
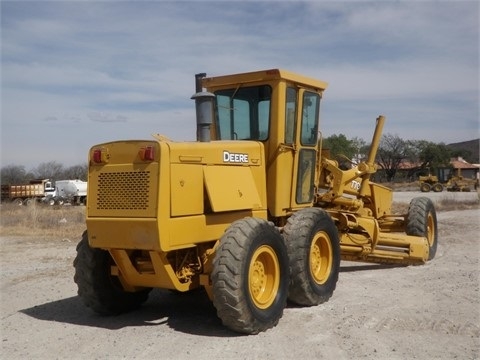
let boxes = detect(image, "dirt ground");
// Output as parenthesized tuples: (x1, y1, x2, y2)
(1, 192, 479, 360)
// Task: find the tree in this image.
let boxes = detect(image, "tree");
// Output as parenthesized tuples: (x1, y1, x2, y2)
(63, 164, 88, 181)
(33, 161, 64, 182)
(322, 134, 359, 169)
(411, 140, 451, 169)
(350, 136, 368, 164)
(1, 161, 88, 185)
(0, 164, 29, 185)
(450, 148, 473, 163)
(376, 134, 410, 182)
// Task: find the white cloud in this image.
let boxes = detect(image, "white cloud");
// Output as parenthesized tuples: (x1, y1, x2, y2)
(1, 1, 478, 167)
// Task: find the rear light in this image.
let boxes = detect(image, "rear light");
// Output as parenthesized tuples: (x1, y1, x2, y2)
(139, 145, 155, 161)
(92, 148, 108, 164)
(92, 149, 102, 163)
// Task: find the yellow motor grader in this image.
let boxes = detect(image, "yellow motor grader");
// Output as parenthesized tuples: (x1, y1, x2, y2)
(74, 69, 437, 334)
(419, 173, 444, 193)
(419, 169, 478, 192)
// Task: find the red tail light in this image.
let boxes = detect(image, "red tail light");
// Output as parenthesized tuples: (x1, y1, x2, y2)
(92, 148, 109, 164)
(93, 149, 103, 163)
(139, 145, 155, 161)
(144, 146, 155, 161)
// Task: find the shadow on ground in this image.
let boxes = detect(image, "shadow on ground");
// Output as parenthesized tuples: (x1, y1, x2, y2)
(20, 288, 237, 337)
(340, 263, 407, 273)
(21, 264, 405, 336)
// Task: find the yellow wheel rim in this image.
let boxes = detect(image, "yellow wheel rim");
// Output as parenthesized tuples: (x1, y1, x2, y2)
(248, 245, 280, 309)
(310, 231, 333, 285)
(427, 213, 435, 247)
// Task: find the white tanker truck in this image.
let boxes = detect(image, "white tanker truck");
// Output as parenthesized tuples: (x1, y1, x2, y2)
(47, 180, 87, 205)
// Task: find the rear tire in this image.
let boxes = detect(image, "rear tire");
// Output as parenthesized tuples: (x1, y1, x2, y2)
(73, 231, 151, 315)
(13, 198, 23, 206)
(420, 183, 431, 192)
(211, 218, 289, 334)
(283, 208, 341, 306)
(406, 197, 438, 260)
(432, 183, 443, 192)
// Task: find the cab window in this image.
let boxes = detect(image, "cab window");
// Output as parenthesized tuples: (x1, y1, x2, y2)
(300, 91, 320, 146)
(215, 85, 271, 141)
(296, 149, 316, 203)
(285, 87, 297, 144)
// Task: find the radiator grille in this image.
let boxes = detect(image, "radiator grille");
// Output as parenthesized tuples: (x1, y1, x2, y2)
(97, 171, 150, 210)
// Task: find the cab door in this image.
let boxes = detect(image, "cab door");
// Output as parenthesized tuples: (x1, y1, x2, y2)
(290, 89, 321, 207)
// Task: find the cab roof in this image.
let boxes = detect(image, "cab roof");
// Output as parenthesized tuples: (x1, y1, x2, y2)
(202, 68, 328, 91)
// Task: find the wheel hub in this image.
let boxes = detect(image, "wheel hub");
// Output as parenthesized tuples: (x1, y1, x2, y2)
(427, 213, 435, 247)
(310, 231, 333, 285)
(248, 245, 280, 309)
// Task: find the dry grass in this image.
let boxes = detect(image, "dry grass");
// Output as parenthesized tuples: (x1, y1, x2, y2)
(1, 192, 478, 239)
(392, 199, 480, 214)
(392, 191, 480, 214)
(436, 194, 480, 210)
(0, 202, 86, 240)
(385, 182, 419, 192)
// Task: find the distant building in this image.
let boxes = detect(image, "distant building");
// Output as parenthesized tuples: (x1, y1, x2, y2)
(376, 157, 479, 183)
(445, 157, 479, 181)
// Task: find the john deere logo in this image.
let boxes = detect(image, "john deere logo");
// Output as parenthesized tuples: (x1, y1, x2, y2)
(223, 151, 249, 163)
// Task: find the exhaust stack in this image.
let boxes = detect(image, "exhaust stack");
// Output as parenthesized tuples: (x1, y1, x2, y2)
(191, 73, 215, 142)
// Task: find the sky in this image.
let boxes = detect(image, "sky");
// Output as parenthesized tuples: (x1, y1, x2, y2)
(1, 0, 479, 168)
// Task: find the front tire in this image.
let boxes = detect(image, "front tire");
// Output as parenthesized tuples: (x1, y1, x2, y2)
(211, 218, 289, 334)
(73, 231, 151, 315)
(406, 197, 438, 260)
(283, 208, 341, 306)
(420, 183, 431, 192)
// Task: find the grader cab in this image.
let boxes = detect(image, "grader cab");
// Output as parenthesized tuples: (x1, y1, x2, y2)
(74, 69, 437, 334)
